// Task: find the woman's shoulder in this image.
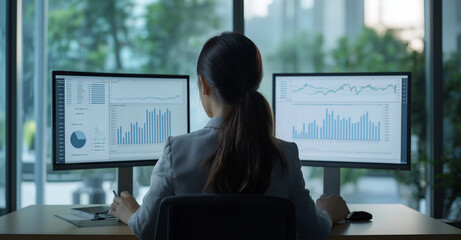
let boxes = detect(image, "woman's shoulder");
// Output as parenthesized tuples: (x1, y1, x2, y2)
(163, 126, 217, 162)
(169, 127, 216, 145)
(274, 138, 299, 154)
(161, 126, 217, 175)
(274, 138, 301, 170)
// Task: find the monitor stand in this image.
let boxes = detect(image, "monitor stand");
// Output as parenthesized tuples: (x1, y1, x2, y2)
(117, 167, 341, 197)
(117, 167, 133, 195)
(323, 167, 340, 196)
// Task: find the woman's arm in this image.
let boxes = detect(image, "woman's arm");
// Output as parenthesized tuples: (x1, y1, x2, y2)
(316, 193, 350, 223)
(110, 191, 140, 224)
(110, 137, 174, 240)
(287, 142, 349, 240)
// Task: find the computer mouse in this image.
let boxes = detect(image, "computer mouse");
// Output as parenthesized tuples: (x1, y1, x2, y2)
(346, 211, 373, 222)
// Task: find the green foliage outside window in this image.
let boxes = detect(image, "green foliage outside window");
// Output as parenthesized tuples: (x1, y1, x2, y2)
(139, 0, 222, 74)
(23, 120, 36, 151)
(47, 0, 221, 74)
(48, 0, 134, 72)
(440, 52, 461, 219)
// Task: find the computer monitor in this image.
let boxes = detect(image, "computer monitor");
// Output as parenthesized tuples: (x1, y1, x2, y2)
(53, 71, 190, 170)
(273, 72, 410, 170)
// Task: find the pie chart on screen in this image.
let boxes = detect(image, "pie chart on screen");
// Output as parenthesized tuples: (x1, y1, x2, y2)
(70, 131, 86, 149)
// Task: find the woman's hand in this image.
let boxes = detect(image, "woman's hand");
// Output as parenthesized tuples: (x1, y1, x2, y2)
(316, 194, 350, 223)
(110, 191, 140, 224)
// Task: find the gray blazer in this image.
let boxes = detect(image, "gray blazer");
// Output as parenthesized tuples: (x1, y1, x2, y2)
(129, 117, 332, 240)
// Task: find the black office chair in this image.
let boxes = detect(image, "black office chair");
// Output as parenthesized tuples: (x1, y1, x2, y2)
(154, 194, 296, 240)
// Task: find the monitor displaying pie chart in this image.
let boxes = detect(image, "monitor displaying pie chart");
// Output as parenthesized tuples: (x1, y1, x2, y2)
(70, 131, 86, 149)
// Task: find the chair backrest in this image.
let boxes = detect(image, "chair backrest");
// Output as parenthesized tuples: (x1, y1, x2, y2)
(154, 194, 296, 240)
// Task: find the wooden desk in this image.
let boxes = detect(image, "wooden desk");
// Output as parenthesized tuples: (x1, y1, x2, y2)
(0, 204, 460, 239)
(330, 204, 461, 240)
(0, 205, 136, 240)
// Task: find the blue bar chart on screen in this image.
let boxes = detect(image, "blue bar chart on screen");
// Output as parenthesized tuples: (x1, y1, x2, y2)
(274, 74, 408, 165)
(116, 108, 171, 145)
(292, 109, 381, 142)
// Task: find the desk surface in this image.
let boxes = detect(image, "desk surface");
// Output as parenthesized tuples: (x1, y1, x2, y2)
(0, 205, 136, 240)
(0, 204, 460, 240)
(331, 204, 461, 240)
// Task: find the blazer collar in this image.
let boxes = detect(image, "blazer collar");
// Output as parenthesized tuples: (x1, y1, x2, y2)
(205, 117, 223, 129)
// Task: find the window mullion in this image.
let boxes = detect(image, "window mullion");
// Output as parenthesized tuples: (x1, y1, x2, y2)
(233, 0, 244, 34)
(6, 0, 18, 213)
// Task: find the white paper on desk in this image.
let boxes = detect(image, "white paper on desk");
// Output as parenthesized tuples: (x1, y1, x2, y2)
(55, 214, 92, 221)
(336, 219, 346, 224)
(55, 214, 123, 228)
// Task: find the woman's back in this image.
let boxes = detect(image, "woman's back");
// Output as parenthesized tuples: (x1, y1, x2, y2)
(159, 117, 292, 197)
(128, 117, 331, 240)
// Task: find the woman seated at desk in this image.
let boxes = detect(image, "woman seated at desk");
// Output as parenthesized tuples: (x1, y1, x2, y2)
(110, 32, 350, 240)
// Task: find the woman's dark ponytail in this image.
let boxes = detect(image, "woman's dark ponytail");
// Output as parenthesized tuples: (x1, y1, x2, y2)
(198, 32, 287, 194)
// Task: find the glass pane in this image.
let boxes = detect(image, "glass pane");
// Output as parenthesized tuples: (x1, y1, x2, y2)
(19, 0, 39, 207)
(0, 0, 6, 215)
(245, 0, 426, 210)
(18, 0, 232, 207)
(442, 0, 461, 221)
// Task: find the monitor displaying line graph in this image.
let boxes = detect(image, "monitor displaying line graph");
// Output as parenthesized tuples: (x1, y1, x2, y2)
(109, 78, 186, 104)
(273, 73, 410, 169)
(53, 71, 189, 170)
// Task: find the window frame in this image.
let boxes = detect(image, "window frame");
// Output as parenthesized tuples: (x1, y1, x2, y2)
(425, 0, 444, 218)
(5, 0, 18, 214)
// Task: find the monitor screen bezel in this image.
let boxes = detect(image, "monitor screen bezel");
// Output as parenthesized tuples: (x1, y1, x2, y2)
(52, 70, 190, 170)
(272, 72, 411, 170)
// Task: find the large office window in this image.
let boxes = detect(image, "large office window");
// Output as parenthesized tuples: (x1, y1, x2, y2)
(0, 0, 6, 215)
(5, 0, 454, 220)
(17, 0, 232, 207)
(245, 0, 427, 210)
(442, 0, 461, 221)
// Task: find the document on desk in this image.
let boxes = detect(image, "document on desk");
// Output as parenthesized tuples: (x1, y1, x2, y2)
(55, 214, 124, 227)
(70, 206, 112, 219)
